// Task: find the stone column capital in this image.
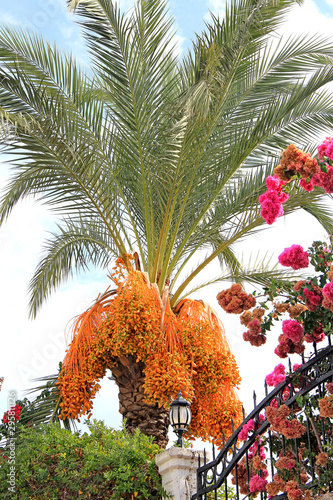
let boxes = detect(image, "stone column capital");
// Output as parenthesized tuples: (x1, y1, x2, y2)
(156, 447, 208, 500)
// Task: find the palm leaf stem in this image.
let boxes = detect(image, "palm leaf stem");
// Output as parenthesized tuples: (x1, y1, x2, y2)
(170, 212, 274, 306)
(81, 0, 154, 269)
(150, 117, 190, 284)
(159, 0, 280, 288)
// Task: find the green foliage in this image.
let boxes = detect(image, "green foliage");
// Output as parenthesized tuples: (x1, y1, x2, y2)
(0, 374, 76, 442)
(206, 485, 237, 500)
(0, 420, 169, 499)
(317, 441, 333, 491)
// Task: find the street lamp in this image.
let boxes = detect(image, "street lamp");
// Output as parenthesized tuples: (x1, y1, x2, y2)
(169, 391, 192, 447)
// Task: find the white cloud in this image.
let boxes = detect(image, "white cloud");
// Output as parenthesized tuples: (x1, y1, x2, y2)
(204, 2, 225, 23)
(0, 12, 21, 26)
(279, 0, 333, 36)
(205, 0, 226, 19)
(58, 21, 78, 40)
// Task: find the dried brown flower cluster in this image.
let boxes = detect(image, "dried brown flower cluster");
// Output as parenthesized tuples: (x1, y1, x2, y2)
(265, 405, 306, 439)
(217, 283, 256, 314)
(274, 144, 319, 181)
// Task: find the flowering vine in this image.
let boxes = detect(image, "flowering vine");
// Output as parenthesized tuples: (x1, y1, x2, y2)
(219, 240, 333, 360)
(217, 137, 333, 499)
(218, 243, 333, 496)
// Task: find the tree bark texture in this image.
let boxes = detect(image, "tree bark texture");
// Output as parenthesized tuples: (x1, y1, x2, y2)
(110, 355, 169, 449)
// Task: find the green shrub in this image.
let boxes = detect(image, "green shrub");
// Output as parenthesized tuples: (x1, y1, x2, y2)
(0, 420, 169, 499)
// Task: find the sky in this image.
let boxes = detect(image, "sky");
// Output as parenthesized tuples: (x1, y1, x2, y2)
(0, 0, 333, 447)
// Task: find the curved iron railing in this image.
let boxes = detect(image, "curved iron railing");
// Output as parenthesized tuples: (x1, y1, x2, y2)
(192, 341, 333, 500)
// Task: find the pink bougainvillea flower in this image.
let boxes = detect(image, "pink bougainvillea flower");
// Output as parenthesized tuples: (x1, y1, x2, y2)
(299, 177, 314, 192)
(279, 191, 289, 203)
(278, 245, 309, 270)
(248, 438, 266, 460)
(238, 419, 255, 441)
(265, 175, 286, 192)
(266, 364, 286, 387)
(249, 474, 268, 493)
(282, 319, 304, 343)
(303, 286, 323, 310)
(323, 282, 333, 301)
(326, 141, 333, 161)
(313, 166, 333, 193)
(2, 404, 22, 424)
(318, 137, 332, 160)
(304, 324, 325, 344)
(259, 190, 284, 225)
(259, 178, 290, 225)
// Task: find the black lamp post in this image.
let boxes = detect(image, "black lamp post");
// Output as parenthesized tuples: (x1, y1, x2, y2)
(169, 391, 192, 447)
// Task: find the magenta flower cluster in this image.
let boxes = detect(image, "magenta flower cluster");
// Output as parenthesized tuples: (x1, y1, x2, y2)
(278, 245, 309, 270)
(303, 287, 323, 310)
(282, 319, 304, 343)
(248, 437, 266, 460)
(318, 137, 333, 161)
(259, 138, 333, 225)
(238, 415, 265, 441)
(258, 175, 289, 225)
(249, 474, 268, 493)
(323, 282, 333, 301)
(312, 167, 333, 193)
(265, 364, 286, 387)
(238, 419, 255, 441)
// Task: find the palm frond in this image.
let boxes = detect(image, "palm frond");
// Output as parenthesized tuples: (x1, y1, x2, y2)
(176, 251, 300, 301)
(25, 373, 76, 432)
(28, 219, 117, 317)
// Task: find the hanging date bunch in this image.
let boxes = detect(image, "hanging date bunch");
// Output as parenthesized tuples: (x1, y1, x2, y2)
(57, 256, 242, 445)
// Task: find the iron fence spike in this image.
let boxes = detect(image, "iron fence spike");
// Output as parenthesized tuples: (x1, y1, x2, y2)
(313, 340, 317, 356)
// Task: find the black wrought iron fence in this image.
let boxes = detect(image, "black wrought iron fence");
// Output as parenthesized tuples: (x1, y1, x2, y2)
(192, 340, 333, 500)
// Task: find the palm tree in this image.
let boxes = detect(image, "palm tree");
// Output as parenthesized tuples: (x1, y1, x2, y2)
(1, 0, 333, 447)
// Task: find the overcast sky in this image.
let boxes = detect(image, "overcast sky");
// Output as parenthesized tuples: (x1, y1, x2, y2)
(0, 0, 333, 445)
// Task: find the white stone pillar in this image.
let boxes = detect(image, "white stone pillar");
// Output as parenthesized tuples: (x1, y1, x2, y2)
(155, 447, 207, 500)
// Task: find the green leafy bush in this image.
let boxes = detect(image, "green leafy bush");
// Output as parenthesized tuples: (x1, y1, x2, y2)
(0, 420, 169, 499)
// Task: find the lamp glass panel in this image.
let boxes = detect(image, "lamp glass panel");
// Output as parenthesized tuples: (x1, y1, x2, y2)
(179, 406, 188, 425)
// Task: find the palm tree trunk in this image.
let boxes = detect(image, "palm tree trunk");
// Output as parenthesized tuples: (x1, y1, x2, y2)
(110, 355, 169, 449)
